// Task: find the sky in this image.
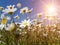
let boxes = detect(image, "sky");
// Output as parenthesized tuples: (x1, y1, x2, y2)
(0, 0, 60, 23)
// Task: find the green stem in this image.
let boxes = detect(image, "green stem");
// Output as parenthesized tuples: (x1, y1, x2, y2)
(14, 38, 18, 45)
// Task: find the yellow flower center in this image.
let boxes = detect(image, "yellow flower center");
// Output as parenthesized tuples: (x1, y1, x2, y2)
(23, 21, 28, 26)
(1, 18, 7, 24)
(10, 7, 12, 9)
(23, 10, 26, 13)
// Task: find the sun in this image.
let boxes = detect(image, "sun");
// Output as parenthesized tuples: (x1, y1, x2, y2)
(45, 4, 57, 20)
(47, 5, 56, 16)
(45, 4, 57, 16)
(47, 6, 55, 14)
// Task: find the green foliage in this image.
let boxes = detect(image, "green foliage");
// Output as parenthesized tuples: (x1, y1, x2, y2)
(0, 25, 60, 45)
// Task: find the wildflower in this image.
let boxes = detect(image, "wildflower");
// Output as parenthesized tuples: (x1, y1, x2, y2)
(20, 7, 33, 14)
(1, 14, 7, 25)
(37, 13, 42, 18)
(1, 14, 10, 24)
(31, 19, 37, 22)
(1, 17, 7, 25)
(16, 28, 21, 31)
(2, 5, 17, 15)
(8, 23, 15, 31)
(43, 33, 47, 37)
(0, 24, 5, 30)
(17, 3, 21, 8)
(0, 14, 7, 30)
(22, 32, 27, 34)
(20, 7, 28, 14)
(45, 16, 49, 19)
(31, 19, 37, 25)
(0, 6, 3, 10)
(20, 19, 31, 28)
(28, 8, 33, 13)
(14, 15, 20, 20)
(5, 23, 15, 31)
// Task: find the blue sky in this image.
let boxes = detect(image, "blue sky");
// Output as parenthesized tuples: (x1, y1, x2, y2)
(0, 0, 43, 14)
(0, 0, 60, 23)
(0, 0, 36, 22)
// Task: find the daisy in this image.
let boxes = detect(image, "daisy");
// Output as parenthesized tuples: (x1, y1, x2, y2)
(5, 24, 10, 31)
(5, 23, 15, 31)
(20, 7, 28, 14)
(37, 13, 42, 18)
(20, 19, 31, 28)
(0, 24, 5, 30)
(9, 23, 15, 31)
(31, 19, 37, 25)
(2, 5, 17, 15)
(0, 14, 7, 25)
(14, 15, 20, 20)
(28, 8, 33, 13)
(1, 17, 7, 25)
(22, 32, 27, 34)
(0, 6, 3, 10)
(1, 14, 7, 24)
(17, 3, 21, 8)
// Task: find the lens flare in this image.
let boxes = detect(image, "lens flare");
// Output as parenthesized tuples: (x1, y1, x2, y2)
(47, 5, 56, 16)
(45, 4, 57, 20)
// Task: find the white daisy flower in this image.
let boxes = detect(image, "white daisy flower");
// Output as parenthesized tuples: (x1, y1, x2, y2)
(0, 14, 11, 24)
(8, 23, 15, 31)
(20, 7, 28, 14)
(14, 15, 20, 20)
(2, 5, 17, 14)
(5, 24, 9, 31)
(1, 15, 7, 25)
(31, 19, 37, 25)
(22, 32, 27, 34)
(28, 8, 33, 13)
(5, 23, 15, 31)
(17, 3, 21, 8)
(20, 19, 31, 28)
(0, 24, 5, 30)
(0, 6, 3, 10)
(37, 13, 42, 18)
